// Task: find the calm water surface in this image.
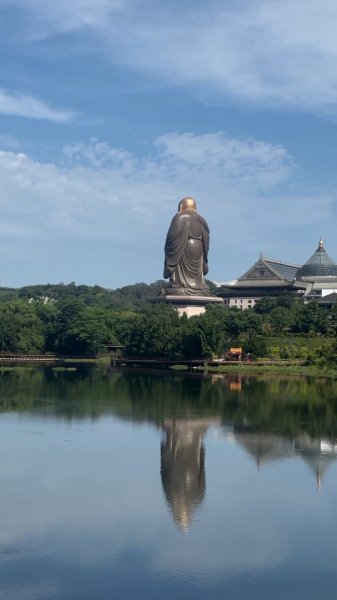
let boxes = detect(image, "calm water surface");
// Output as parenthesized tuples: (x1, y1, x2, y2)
(1, 367, 337, 599)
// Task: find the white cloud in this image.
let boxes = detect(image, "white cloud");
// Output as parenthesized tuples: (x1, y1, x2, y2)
(0, 133, 294, 242)
(103, 0, 337, 113)
(0, 131, 335, 284)
(155, 133, 293, 189)
(0, 89, 75, 122)
(4, 0, 337, 113)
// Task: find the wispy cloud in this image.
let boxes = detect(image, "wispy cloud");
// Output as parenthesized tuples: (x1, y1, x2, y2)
(0, 0, 123, 39)
(155, 133, 293, 189)
(102, 0, 337, 113)
(4, 0, 337, 113)
(0, 132, 277, 242)
(0, 89, 75, 122)
(0, 132, 334, 285)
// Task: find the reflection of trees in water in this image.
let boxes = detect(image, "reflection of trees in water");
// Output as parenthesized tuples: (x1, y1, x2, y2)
(2, 369, 337, 438)
(218, 376, 337, 439)
(1, 368, 337, 516)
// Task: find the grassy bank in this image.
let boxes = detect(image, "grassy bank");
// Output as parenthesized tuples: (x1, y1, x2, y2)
(205, 364, 337, 378)
(170, 360, 337, 378)
(265, 336, 335, 349)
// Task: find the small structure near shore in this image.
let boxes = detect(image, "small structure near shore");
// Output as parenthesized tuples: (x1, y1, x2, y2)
(225, 347, 243, 361)
(106, 343, 124, 356)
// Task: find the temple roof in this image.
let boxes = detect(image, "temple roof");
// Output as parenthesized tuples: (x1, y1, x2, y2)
(226, 255, 300, 288)
(218, 241, 337, 297)
(255, 257, 299, 281)
(296, 240, 337, 280)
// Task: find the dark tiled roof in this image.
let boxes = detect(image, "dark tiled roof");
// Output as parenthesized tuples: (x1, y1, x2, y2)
(238, 256, 299, 284)
(297, 240, 337, 279)
(264, 258, 299, 282)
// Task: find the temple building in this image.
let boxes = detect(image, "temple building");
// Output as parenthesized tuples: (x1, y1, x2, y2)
(295, 239, 337, 301)
(217, 240, 337, 308)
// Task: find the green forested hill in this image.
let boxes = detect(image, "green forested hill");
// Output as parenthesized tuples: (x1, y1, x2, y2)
(0, 287, 19, 302)
(0, 279, 218, 311)
(0, 281, 165, 311)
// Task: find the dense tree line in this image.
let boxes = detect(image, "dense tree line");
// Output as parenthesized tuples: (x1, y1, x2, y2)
(0, 292, 337, 360)
(11, 281, 166, 311)
(0, 298, 139, 356)
(0, 279, 218, 310)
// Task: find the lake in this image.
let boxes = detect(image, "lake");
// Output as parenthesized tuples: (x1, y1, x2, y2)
(1, 366, 337, 599)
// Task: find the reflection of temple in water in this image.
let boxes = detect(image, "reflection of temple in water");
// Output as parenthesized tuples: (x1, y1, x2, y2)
(229, 425, 337, 490)
(295, 435, 337, 490)
(160, 418, 220, 530)
(232, 429, 295, 467)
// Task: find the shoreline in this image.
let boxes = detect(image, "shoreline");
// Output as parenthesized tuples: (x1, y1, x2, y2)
(0, 354, 335, 378)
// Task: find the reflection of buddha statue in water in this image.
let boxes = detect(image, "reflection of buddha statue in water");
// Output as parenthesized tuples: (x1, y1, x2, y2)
(160, 419, 207, 531)
(162, 197, 210, 296)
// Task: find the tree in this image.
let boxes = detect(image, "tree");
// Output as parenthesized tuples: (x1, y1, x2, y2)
(69, 307, 113, 355)
(0, 301, 44, 353)
(124, 304, 181, 358)
(188, 304, 228, 357)
(53, 298, 85, 354)
(268, 306, 291, 334)
(254, 297, 278, 314)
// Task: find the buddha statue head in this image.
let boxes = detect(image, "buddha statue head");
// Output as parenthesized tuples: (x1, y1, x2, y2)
(178, 197, 197, 213)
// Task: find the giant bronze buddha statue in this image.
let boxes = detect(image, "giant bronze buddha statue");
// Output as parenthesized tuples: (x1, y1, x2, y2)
(162, 197, 210, 297)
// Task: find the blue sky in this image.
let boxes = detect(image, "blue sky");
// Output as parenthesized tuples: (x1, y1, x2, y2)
(1, 0, 337, 288)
